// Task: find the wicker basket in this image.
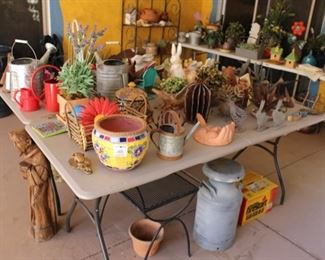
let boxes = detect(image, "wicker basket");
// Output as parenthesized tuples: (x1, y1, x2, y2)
(64, 102, 93, 151)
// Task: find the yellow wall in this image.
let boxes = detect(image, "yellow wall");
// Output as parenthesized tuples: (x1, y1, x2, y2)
(59, 0, 210, 60)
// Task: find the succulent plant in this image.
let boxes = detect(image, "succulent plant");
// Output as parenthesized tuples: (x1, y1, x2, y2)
(58, 61, 95, 99)
(159, 77, 186, 94)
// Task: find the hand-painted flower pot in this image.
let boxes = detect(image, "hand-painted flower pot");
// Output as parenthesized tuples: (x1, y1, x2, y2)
(92, 114, 149, 170)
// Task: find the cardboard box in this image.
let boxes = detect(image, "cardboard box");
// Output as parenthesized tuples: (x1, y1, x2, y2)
(238, 170, 278, 225)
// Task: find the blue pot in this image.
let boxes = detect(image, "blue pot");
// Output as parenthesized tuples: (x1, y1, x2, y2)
(302, 50, 317, 66)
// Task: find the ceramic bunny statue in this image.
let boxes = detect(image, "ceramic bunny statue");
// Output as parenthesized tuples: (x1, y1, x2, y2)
(170, 43, 185, 79)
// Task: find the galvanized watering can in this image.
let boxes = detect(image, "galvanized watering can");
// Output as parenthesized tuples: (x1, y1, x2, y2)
(7, 39, 57, 97)
(150, 110, 200, 160)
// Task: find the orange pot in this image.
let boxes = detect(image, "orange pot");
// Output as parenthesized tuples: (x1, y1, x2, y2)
(128, 219, 164, 257)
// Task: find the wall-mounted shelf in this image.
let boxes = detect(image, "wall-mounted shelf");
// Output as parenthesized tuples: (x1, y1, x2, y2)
(121, 0, 181, 60)
(181, 42, 325, 82)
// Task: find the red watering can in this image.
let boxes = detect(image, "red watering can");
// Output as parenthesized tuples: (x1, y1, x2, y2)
(14, 88, 40, 112)
(31, 64, 60, 112)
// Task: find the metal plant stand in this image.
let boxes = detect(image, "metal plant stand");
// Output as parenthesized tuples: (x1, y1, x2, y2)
(122, 171, 199, 259)
(65, 195, 111, 260)
(232, 137, 285, 204)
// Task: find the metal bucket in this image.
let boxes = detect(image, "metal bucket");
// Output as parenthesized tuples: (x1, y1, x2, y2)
(8, 40, 38, 97)
(96, 59, 128, 100)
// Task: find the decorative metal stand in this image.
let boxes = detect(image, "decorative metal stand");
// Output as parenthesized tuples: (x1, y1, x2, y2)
(65, 195, 110, 260)
(122, 171, 198, 259)
(232, 137, 285, 205)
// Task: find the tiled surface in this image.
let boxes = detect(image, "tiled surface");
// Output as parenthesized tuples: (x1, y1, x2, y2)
(0, 114, 324, 260)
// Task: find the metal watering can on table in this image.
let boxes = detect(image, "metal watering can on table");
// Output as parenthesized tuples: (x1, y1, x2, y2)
(6, 39, 57, 98)
(150, 110, 200, 160)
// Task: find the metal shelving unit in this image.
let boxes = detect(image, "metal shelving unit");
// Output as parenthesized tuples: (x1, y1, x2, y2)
(121, 0, 181, 61)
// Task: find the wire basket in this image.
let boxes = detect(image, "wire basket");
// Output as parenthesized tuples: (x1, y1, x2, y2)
(64, 102, 93, 151)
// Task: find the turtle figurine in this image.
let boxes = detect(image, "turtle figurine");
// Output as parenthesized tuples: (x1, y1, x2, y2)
(68, 152, 93, 175)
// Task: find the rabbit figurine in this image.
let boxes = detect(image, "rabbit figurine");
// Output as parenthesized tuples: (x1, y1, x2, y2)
(170, 43, 185, 79)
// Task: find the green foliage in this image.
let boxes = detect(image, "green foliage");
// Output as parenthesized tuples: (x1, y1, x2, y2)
(204, 30, 224, 48)
(306, 33, 325, 54)
(159, 77, 186, 94)
(259, 0, 294, 47)
(225, 22, 246, 44)
(238, 43, 260, 50)
(58, 61, 95, 99)
(197, 63, 225, 92)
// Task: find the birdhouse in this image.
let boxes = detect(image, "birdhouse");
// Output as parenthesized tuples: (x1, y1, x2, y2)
(285, 49, 299, 68)
(270, 46, 283, 62)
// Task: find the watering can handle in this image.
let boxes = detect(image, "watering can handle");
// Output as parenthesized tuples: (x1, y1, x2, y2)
(149, 129, 160, 151)
(11, 39, 37, 60)
(13, 90, 22, 106)
(30, 64, 60, 101)
(159, 110, 182, 135)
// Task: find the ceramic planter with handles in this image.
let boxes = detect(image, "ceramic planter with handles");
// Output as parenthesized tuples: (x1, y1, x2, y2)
(92, 114, 149, 170)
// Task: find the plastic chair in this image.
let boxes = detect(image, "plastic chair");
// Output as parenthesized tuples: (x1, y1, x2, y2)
(136, 67, 158, 90)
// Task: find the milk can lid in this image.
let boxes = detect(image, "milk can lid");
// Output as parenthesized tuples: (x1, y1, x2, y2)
(203, 158, 244, 183)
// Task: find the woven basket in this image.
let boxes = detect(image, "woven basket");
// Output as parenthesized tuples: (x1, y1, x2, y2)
(64, 102, 93, 151)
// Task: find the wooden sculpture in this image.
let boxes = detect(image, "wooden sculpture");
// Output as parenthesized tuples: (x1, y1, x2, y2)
(193, 114, 235, 146)
(9, 129, 57, 242)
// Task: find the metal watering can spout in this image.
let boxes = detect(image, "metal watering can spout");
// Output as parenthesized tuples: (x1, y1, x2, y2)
(38, 43, 57, 66)
(94, 51, 104, 65)
(184, 121, 200, 143)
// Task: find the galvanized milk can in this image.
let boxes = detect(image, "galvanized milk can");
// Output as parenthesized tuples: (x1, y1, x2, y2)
(193, 158, 244, 251)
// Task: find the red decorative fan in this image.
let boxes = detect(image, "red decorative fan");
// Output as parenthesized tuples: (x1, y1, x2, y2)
(80, 97, 119, 126)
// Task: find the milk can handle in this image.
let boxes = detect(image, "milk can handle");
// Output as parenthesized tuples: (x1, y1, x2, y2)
(11, 39, 37, 60)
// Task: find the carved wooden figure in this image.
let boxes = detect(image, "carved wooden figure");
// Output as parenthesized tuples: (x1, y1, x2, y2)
(9, 129, 57, 242)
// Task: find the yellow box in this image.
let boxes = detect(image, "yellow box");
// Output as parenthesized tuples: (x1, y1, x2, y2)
(238, 170, 278, 225)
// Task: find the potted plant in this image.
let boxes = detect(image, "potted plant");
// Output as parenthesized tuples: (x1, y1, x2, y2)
(159, 76, 186, 95)
(258, 0, 294, 49)
(204, 26, 224, 49)
(235, 43, 264, 60)
(303, 30, 325, 68)
(222, 22, 246, 51)
(57, 61, 95, 119)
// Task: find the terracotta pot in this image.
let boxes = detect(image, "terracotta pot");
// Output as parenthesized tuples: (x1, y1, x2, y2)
(92, 114, 149, 170)
(140, 8, 159, 23)
(57, 94, 88, 120)
(129, 219, 164, 257)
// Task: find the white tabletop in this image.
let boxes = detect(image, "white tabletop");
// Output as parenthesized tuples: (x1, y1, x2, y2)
(181, 43, 325, 81)
(0, 88, 52, 125)
(25, 110, 325, 201)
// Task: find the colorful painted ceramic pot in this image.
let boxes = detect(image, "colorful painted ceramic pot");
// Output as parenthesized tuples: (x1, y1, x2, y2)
(92, 114, 149, 170)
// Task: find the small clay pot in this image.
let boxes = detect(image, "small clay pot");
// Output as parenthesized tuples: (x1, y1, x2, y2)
(140, 8, 159, 23)
(129, 219, 164, 257)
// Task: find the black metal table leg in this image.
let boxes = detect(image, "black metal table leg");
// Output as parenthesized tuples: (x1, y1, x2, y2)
(64, 195, 110, 259)
(94, 198, 109, 260)
(65, 197, 77, 232)
(48, 168, 62, 216)
(269, 137, 285, 205)
(233, 137, 286, 205)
